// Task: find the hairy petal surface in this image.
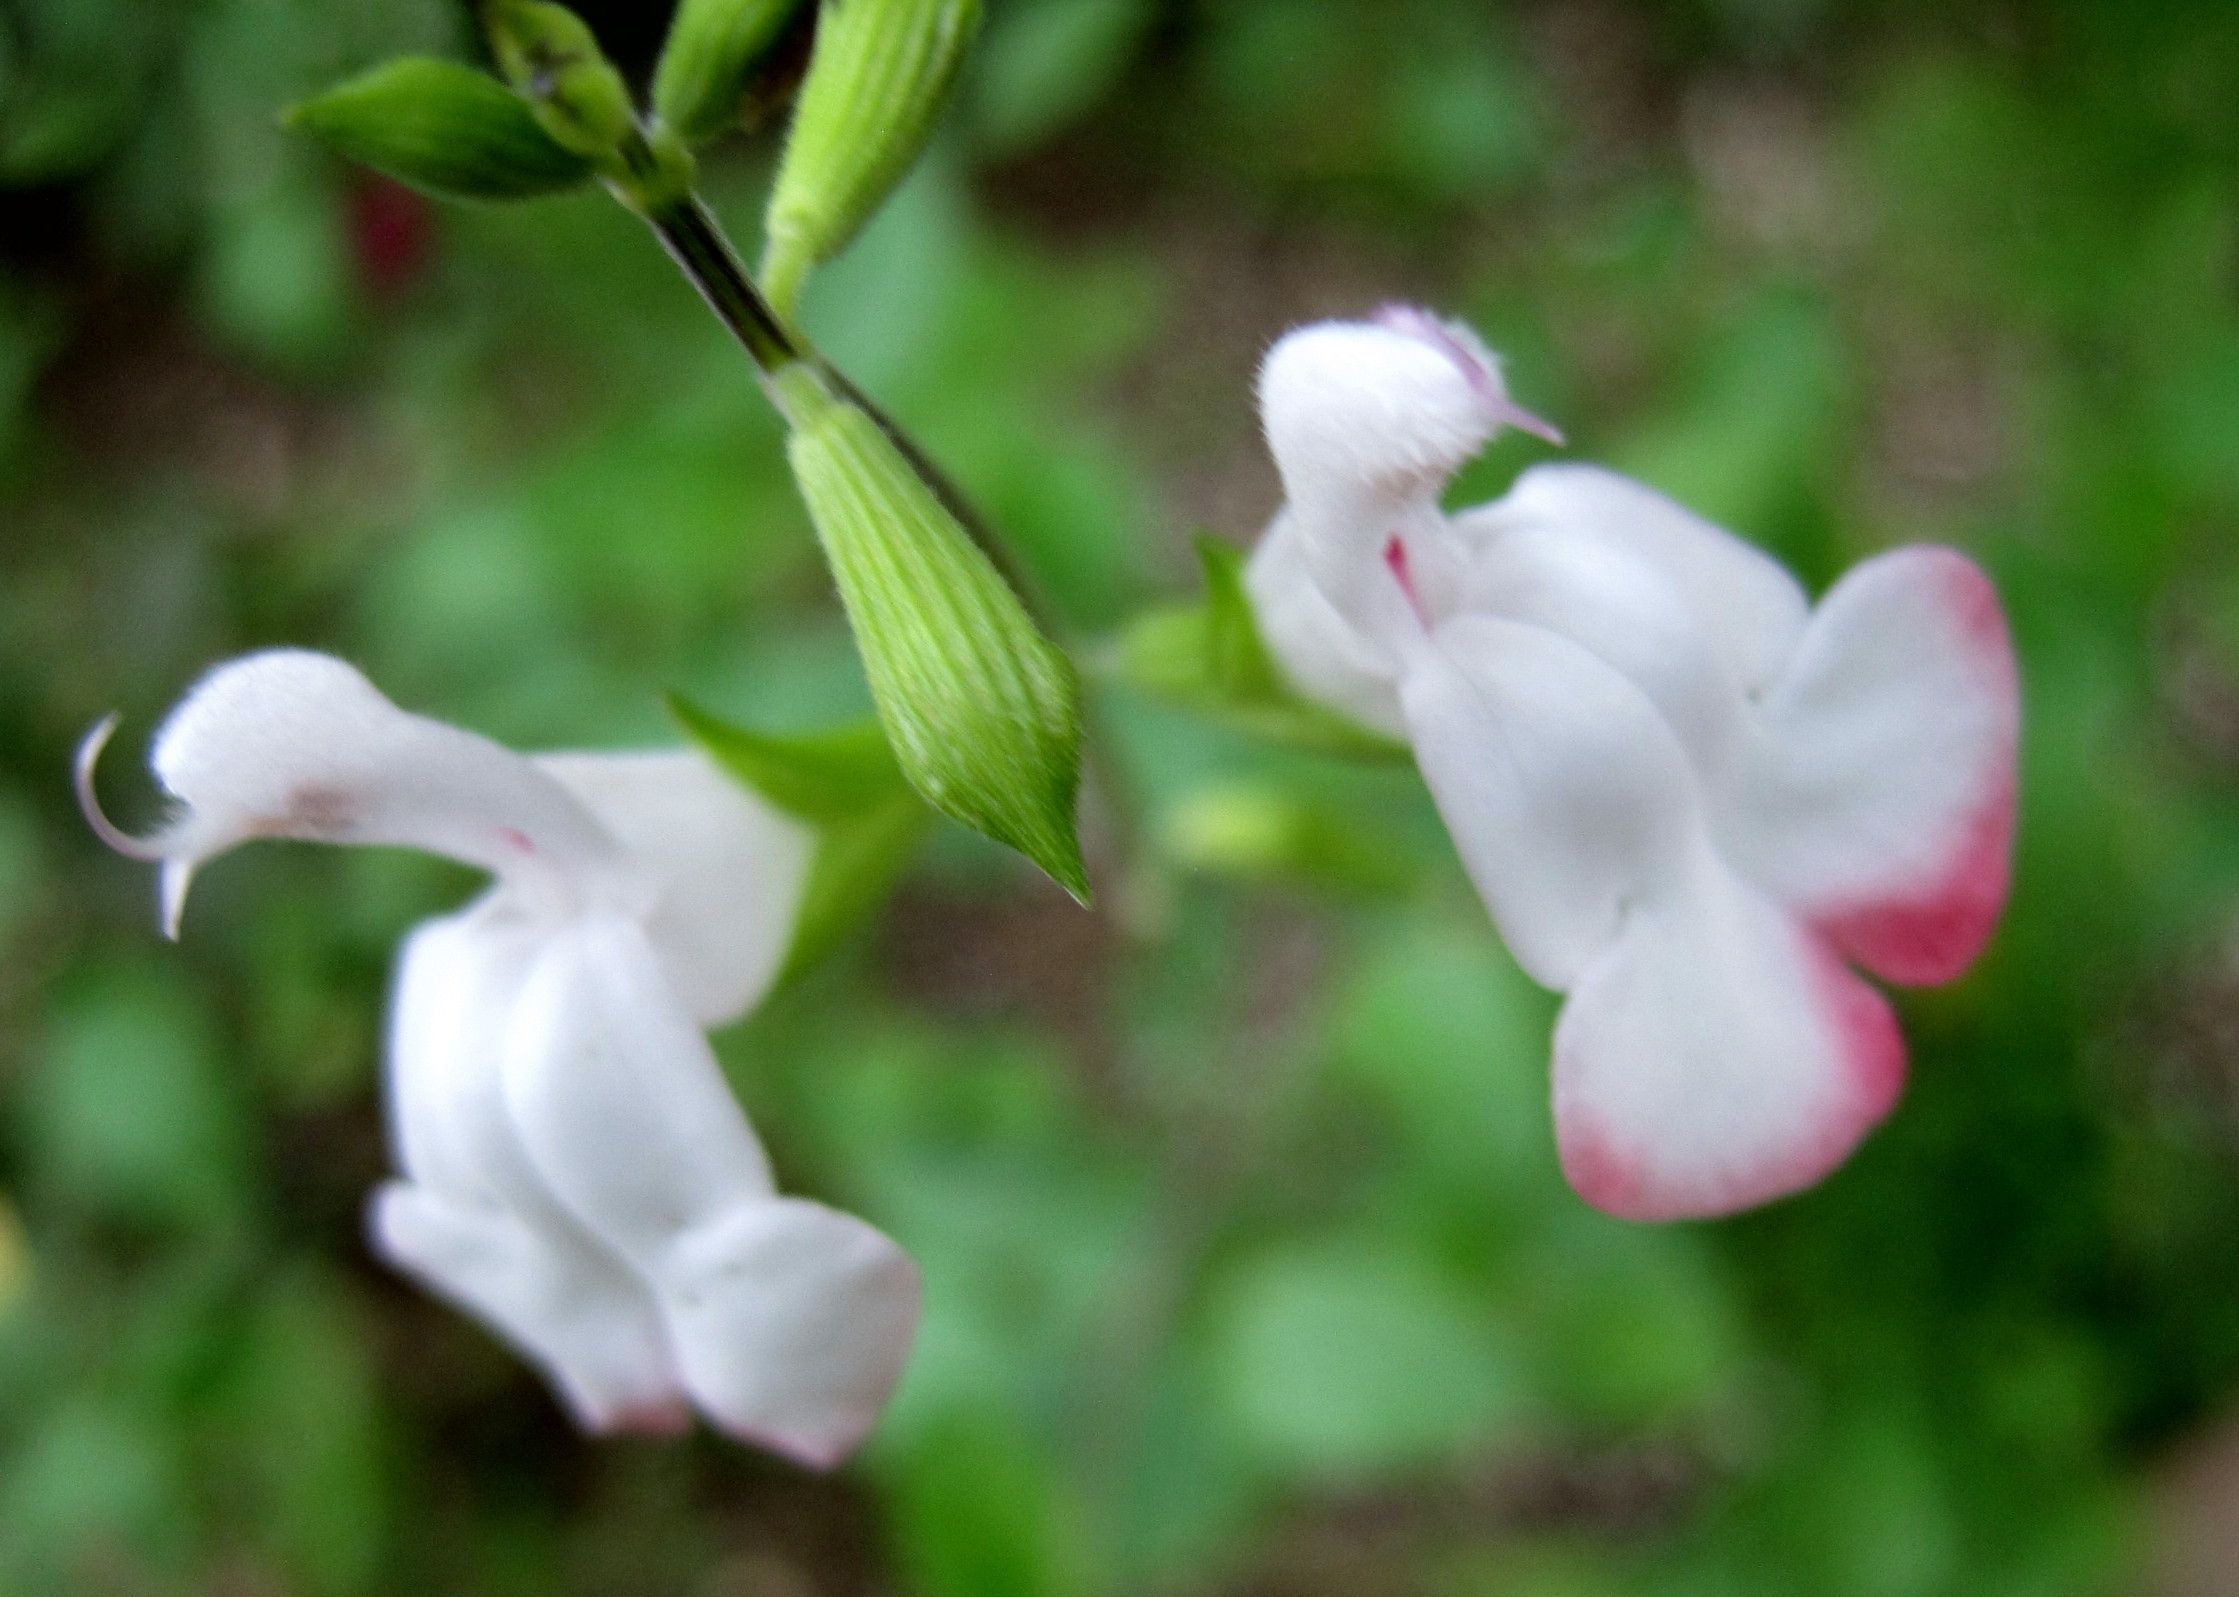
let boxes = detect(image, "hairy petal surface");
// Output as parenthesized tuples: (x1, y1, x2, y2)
(89, 650, 627, 930)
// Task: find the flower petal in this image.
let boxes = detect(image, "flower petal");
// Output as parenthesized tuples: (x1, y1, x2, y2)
(1455, 464, 1809, 696)
(378, 909, 684, 1430)
(1397, 615, 1698, 990)
(91, 650, 625, 930)
(497, 914, 777, 1267)
(1243, 514, 1409, 739)
(1462, 517, 1748, 774)
(659, 1196, 921, 1468)
(536, 751, 817, 1027)
(498, 913, 918, 1463)
(369, 1182, 687, 1434)
(1552, 852, 1906, 1221)
(1715, 547, 2018, 985)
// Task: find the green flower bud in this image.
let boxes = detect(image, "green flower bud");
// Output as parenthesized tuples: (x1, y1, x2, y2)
(777, 366, 1088, 901)
(652, 0, 806, 144)
(1115, 538, 1410, 762)
(285, 58, 591, 201)
(760, 0, 983, 314)
(484, 0, 638, 163)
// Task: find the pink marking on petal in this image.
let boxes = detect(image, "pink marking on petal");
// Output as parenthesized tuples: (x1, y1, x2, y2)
(498, 826, 537, 856)
(1814, 553, 2018, 987)
(1817, 777, 2014, 986)
(1814, 941, 1908, 1124)
(1382, 534, 1425, 622)
(1557, 935, 1906, 1223)
(1371, 303, 1564, 443)
(1557, 1115, 1648, 1218)
(602, 1398, 693, 1437)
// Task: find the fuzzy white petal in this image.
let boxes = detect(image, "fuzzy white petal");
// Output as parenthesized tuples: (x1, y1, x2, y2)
(536, 751, 818, 1028)
(1714, 546, 2018, 984)
(117, 651, 625, 928)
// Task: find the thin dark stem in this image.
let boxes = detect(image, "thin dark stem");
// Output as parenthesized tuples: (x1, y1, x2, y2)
(641, 193, 1044, 607)
(641, 197, 800, 372)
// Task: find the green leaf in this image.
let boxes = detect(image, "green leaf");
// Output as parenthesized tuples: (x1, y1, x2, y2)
(668, 691, 908, 821)
(653, 0, 805, 144)
(284, 58, 591, 201)
(668, 695, 929, 982)
(780, 368, 1089, 900)
(784, 796, 929, 982)
(760, 0, 984, 314)
(1114, 538, 1410, 762)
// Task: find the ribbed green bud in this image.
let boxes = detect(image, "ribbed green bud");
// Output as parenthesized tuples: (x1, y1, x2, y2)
(652, 0, 805, 144)
(285, 59, 591, 200)
(777, 366, 1087, 901)
(484, 0, 638, 162)
(759, 0, 983, 314)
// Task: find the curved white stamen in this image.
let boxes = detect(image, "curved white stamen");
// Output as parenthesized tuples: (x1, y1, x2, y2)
(74, 714, 175, 862)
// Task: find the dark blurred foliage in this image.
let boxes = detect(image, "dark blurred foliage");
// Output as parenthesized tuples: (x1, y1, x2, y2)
(4, 0, 2239, 1593)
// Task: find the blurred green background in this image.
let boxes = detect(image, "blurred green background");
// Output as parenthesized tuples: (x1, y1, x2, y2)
(6, 0, 2239, 1593)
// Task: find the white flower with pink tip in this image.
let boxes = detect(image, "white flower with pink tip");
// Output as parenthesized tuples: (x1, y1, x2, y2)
(1246, 309, 2018, 1220)
(77, 650, 920, 1464)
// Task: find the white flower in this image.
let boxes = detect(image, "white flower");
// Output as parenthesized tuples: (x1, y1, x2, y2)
(1246, 313, 2019, 1220)
(77, 650, 921, 1463)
